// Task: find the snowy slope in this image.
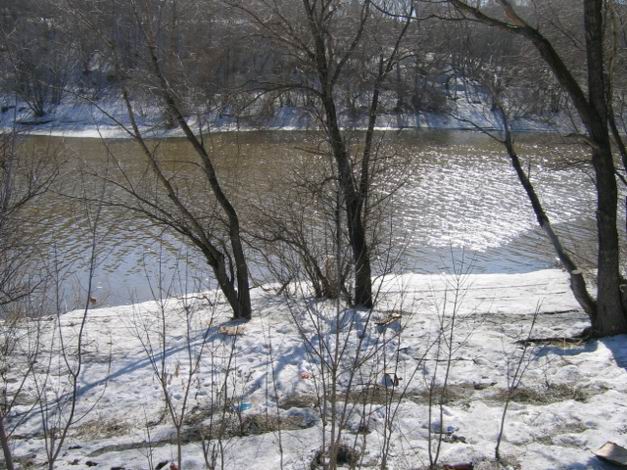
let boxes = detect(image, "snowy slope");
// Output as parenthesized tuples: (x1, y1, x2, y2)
(4, 269, 626, 469)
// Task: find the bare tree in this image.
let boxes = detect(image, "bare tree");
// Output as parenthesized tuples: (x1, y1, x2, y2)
(447, 0, 627, 336)
(249, 147, 353, 301)
(33, 176, 107, 470)
(0, 0, 78, 117)
(67, 0, 254, 320)
(232, 0, 414, 308)
(445, 34, 599, 324)
(0, 117, 57, 469)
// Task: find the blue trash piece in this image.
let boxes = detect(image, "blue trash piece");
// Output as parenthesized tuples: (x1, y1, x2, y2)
(234, 402, 252, 412)
(430, 422, 459, 434)
(446, 425, 459, 434)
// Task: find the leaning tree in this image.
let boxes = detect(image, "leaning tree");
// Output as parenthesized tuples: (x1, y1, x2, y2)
(67, 0, 253, 320)
(447, 0, 627, 336)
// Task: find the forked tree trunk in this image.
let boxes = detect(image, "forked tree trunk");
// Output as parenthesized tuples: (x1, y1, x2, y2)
(122, 84, 251, 321)
(322, 92, 374, 308)
(300, 0, 412, 310)
(141, 25, 252, 320)
(213, 254, 251, 321)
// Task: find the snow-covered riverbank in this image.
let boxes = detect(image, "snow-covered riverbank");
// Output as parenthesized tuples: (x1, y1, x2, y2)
(5, 269, 626, 469)
(0, 94, 564, 139)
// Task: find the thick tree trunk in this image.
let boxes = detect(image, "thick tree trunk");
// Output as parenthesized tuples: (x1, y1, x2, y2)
(584, 0, 627, 335)
(302, 0, 374, 309)
(349, 199, 374, 308)
(230, 237, 252, 320)
(163, 82, 252, 321)
(322, 94, 374, 308)
(0, 416, 15, 470)
(122, 85, 252, 321)
(212, 254, 250, 321)
(590, 144, 627, 335)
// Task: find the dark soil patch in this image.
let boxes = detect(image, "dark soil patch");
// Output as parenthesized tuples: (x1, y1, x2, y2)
(279, 394, 320, 409)
(74, 419, 131, 439)
(17, 119, 53, 126)
(182, 413, 309, 441)
(344, 385, 393, 405)
(517, 336, 587, 349)
(88, 413, 311, 457)
(416, 457, 522, 470)
(280, 383, 480, 412)
(310, 444, 360, 469)
(491, 383, 591, 405)
(408, 383, 478, 405)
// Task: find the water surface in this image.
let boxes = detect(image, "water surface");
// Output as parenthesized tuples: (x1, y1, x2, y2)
(19, 130, 623, 309)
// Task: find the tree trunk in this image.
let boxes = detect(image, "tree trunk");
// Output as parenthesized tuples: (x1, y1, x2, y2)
(122, 85, 252, 321)
(0, 416, 16, 470)
(228, 225, 252, 320)
(301, 0, 374, 309)
(322, 93, 373, 308)
(584, 0, 627, 335)
(214, 256, 251, 321)
(589, 144, 627, 335)
(349, 199, 373, 308)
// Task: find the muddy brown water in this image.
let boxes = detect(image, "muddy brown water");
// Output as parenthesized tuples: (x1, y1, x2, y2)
(18, 130, 625, 309)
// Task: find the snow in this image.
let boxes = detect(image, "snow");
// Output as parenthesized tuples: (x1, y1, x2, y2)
(0, 91, 566, 139)
(4, 269, 626, 469)
(1, 89, 622, 469)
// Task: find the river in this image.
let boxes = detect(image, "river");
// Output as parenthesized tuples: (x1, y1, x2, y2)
(18, 129, 624, 310)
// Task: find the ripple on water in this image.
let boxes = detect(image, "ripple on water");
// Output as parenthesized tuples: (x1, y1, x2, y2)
(20, 130, 625, 306)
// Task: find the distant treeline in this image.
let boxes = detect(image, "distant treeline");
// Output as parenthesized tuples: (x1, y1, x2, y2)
(1, 0, 613, 123)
